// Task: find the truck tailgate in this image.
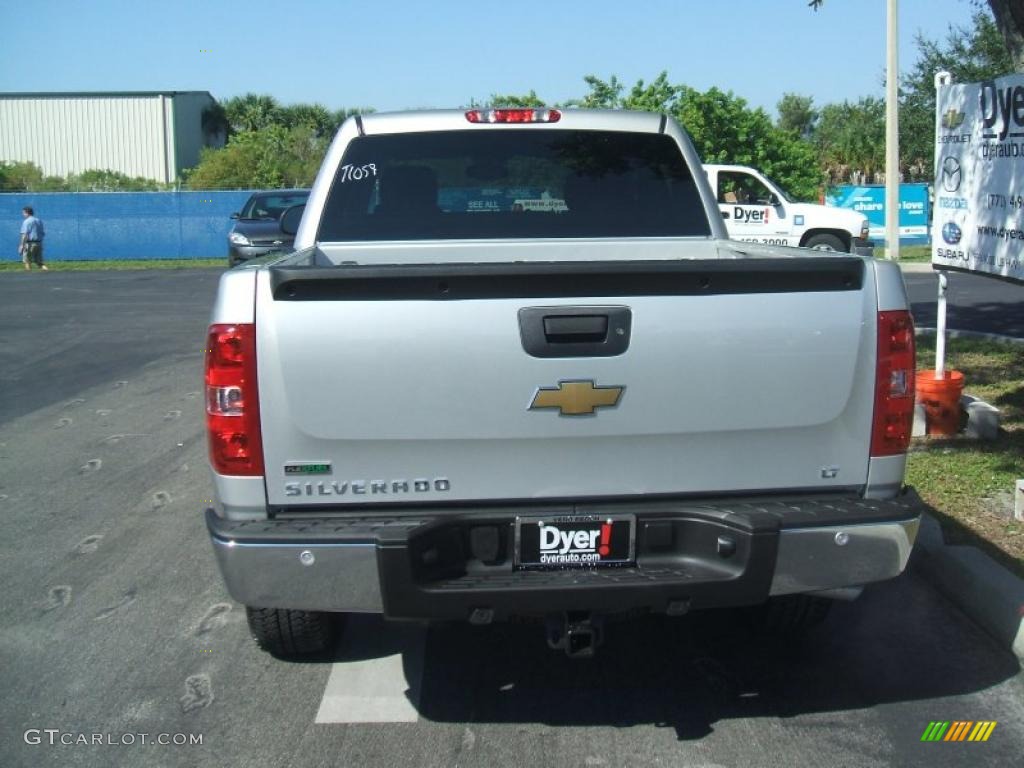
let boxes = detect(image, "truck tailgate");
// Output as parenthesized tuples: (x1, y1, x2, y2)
(255, 253, 877, 507)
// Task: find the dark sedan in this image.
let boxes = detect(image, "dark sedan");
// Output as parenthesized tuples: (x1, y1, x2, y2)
(227, 189, 310, 266)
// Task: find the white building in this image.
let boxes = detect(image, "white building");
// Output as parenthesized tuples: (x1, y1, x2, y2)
(0, 91, 224, 184)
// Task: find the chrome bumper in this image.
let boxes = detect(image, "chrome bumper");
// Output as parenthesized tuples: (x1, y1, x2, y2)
(210, 536, 383, 613)
(769, 517, 919, 596)
(207, 505, 920, 614)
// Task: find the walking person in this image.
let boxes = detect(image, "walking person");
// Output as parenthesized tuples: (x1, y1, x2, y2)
(19, 206, 47, 271)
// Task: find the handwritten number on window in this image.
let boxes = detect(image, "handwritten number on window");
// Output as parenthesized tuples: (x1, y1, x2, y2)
(340, 164, 377, 183)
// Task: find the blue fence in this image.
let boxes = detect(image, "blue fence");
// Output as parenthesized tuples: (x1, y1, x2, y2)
(1, 191, 253, 261)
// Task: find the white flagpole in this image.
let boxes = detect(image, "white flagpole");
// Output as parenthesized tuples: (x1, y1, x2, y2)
(886, 0, 900, 261)
(934, 71, 953, 377)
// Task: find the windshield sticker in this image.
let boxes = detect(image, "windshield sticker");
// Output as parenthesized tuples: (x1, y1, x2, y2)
(439, 187, 559, 213)
(339, 163, 377, 183)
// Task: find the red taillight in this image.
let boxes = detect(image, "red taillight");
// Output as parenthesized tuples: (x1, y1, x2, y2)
(871, 310, 916, 457)
(205, 323, 264, 476)
(465, 108, 561, 124)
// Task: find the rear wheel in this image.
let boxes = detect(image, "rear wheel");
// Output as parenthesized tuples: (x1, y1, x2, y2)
(803, 233, 847, 252)
(245, 606, 339, 658)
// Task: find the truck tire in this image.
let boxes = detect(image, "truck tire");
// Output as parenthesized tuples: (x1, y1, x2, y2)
(804, 233, 847, 252)
(245, 606, 338, 657)
(753, 595, 832, 635)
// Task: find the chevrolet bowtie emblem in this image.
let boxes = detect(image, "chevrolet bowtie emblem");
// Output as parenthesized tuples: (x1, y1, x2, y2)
(941, 108, 965, 130)
(529, 380, 624, 416)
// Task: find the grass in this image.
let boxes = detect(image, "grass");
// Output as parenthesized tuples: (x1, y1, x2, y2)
(907, 335, 1024, 577)
(895, 244, 932, 262)
(0, 258, 224, 271)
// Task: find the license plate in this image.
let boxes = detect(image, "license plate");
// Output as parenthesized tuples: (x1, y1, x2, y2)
(515, 514, 635, 569)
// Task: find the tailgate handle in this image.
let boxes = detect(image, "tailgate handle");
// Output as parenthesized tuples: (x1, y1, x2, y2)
(519, 306, 631, 358)
(543, 315, 608, 343)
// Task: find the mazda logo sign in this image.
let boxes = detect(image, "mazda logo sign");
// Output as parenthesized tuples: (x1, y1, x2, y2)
(941, 157, 962, 192)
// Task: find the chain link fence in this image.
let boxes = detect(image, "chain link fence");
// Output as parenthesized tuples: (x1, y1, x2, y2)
(1, 190, 254, 261)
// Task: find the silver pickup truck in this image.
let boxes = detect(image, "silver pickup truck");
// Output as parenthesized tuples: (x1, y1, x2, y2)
(204, 108, 921, 658)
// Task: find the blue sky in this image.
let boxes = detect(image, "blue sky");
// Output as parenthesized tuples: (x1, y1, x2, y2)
(0, 0, 980, 116)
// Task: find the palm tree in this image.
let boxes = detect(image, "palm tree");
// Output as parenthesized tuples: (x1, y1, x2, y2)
(279, 103, 334, 137)
(222, 93, 281, 133)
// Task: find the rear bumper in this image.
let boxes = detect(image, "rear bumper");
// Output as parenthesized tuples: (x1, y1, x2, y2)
(207, 495, 920, 619)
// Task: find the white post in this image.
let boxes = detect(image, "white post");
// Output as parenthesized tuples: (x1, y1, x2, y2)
(935, 272, 948, 377)
(885, 0, 900, 260)
(934, 71, 953, 379)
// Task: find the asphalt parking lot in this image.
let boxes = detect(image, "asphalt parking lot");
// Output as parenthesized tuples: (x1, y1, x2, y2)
(1, 268, 1022, 768)
(904, 267, 1024, 338)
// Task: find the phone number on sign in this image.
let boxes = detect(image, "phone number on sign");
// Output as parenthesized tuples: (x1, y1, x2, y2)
(987, 194, 1024, 210)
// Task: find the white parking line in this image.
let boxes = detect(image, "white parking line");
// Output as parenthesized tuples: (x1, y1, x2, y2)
(315, 616, 425, 724)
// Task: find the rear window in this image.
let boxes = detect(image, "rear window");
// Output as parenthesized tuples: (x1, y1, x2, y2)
(317, 130, 710, 241)
(241, 191, 310, 220)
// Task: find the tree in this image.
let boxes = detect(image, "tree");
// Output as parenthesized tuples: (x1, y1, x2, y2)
(475, 90, 546, 107)
(620, 72, 679, 112)
(0, 160, 65, 192)
(0, 162, 173, 191)
(217, 94, 370, 138)
(188, 95, 372, 188)
(222, 93, 282, 133)
(904, 10, 1012, 99)
(816, 97, 886, 184)
(776, 93, 818, 138)
(809, 0, 1023, 71)
(68, 169, 169, 191)
(987, 0, 1024, 71)
(569, 75, 626, 109)
(572, 73, 822, 200)
(679, 87, 821, 199)
(184, 125, 329, 189)
(810, 3, 1014, 179)
(279, 103, 336, 137)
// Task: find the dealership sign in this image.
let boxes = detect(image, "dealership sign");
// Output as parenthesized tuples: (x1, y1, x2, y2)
(933, 73, 1024, 283)
(827, 184, 930, 244)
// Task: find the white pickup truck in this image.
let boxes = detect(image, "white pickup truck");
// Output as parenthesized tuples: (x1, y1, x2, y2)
(706, 163, 873, 255)
(204, 108, 920, 658)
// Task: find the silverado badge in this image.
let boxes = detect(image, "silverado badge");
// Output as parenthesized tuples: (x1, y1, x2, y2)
(529, 380, 624, 416)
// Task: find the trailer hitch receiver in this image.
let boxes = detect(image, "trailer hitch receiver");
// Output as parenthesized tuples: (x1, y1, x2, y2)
(546, 612, 605, 658)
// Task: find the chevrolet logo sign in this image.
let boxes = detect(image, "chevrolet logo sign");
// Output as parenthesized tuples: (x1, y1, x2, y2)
(529, 380, 624, 416)
(941, 109, 965, 130)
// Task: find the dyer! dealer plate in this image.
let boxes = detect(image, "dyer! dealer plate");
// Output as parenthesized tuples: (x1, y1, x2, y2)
(515, 514, 635, 569)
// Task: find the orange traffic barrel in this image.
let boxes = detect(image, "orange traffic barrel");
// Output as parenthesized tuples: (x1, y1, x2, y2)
(916, 370, 965, 436)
